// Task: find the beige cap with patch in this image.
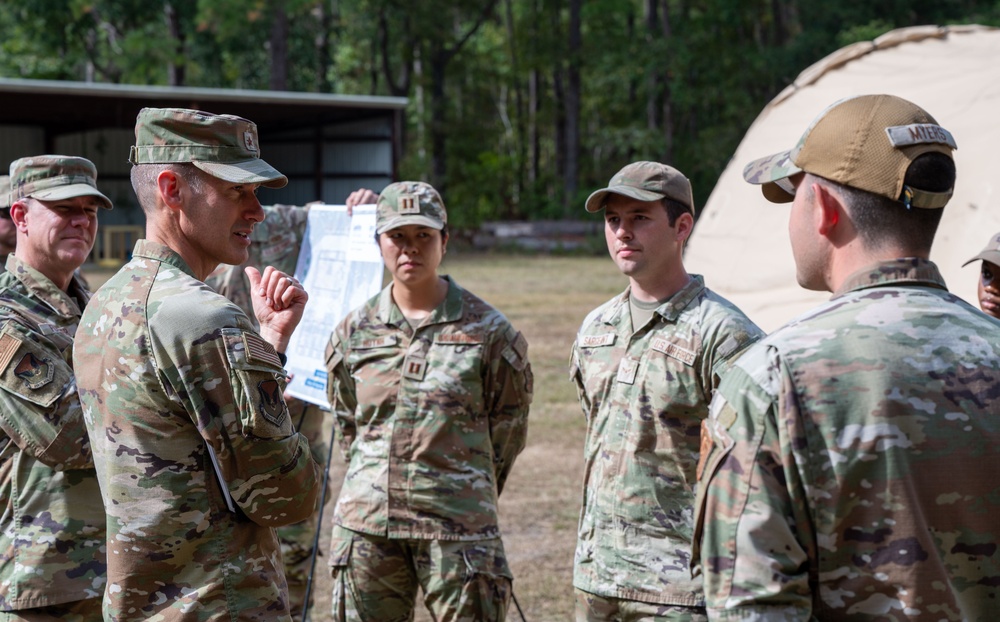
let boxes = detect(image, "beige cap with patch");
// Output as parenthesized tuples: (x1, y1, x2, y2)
(743, 94, 957, 208)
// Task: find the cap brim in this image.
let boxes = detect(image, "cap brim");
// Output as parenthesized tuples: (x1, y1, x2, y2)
(194, 159, 287, 189)
(584, 186, 666, 212)
(376, 215, 445, 234)
(29, 184, 113, 209)
(962, 250, 1000, 268)
(743, 150, 802, 204)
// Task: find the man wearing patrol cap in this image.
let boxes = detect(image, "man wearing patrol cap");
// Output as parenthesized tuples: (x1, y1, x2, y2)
(74, 108, 323, 621)
(694, 94, 1000, 619)
(324, 181, 531, 621)
(570, 161, 762, 621)
(0, 155, 112, 620)
(963, 232, 1000, 319)
(0, 175, 16, 272)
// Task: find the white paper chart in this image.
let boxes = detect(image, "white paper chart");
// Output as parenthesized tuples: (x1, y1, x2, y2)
(284, 204, 384, 407)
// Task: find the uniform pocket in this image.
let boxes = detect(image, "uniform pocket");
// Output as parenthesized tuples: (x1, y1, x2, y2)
(460, 540, 513, 622)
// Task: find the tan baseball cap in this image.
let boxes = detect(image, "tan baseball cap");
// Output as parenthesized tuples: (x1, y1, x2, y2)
(129, 107, 287, 189)
(9, 155, 113, 209)
(744, 94, 957, 209)
(375, 181, 447, 234)
(963, 232, 1000, 268)
(584, 161, 694, 214)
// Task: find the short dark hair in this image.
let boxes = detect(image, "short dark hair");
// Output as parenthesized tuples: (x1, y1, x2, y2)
(836, 153, 955, 253)
(661, 198, 690, 227)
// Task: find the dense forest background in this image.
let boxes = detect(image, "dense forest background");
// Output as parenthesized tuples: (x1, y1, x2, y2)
(2, 1, 999, 228)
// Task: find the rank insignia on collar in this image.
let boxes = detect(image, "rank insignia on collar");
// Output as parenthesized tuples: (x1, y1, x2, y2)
(256, 378, 287, 427)
(14, 352, 54, 390)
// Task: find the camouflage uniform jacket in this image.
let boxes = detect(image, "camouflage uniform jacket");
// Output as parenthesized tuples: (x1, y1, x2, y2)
(74, 240, 322, 621)
(569, 275, 762, 606)
(0, 255, 105, 610)
(693, 258, 1000, 621)
(325, 276, 531, 541)
(206, 204, 309, 325)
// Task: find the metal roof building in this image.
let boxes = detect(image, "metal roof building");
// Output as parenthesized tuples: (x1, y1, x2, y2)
(1, 77, 406, 243)
(0, 78, 406, 263)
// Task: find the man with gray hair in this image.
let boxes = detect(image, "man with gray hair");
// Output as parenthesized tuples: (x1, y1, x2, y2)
(694, 94, 1000, 620)
(0, 155, 112, 620)
(74, 108, 322, 621)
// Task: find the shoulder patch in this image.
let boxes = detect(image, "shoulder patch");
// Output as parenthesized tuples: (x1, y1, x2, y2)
(511, 331, 528, 360)
(255, 378, 287, 427)
(15, 351, 54, 389)
(650, 337, 696, 365)
(580, 333, 615, 348)
(243, 332, 282, 368)
(0, 332, 21, 374)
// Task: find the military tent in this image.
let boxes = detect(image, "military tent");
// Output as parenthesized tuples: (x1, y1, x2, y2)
(686, 24, 1000, 331)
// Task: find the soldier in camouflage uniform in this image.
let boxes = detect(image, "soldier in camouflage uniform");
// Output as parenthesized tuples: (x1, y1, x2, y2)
(324, 181, 532, 622)
(0, 156, 113, 621)
(0, 176, 16, 273)
(962, 232, 1000, 319)
(73, 108, 323, 621)
(694, 94, 1000, 620)
(205, 191, 375, 622)
(570, 162, 762, 622)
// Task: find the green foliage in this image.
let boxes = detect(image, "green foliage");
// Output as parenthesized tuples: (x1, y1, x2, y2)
(1, 0, 996, 228)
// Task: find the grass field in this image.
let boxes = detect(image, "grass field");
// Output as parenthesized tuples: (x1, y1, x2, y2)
(84, 251, 627, 621)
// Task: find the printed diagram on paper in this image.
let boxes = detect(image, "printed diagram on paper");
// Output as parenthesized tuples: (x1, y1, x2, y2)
(285, 204, 383, 407)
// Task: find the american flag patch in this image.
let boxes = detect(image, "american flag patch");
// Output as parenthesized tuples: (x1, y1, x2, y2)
(0, 332, 21, 374)
(243, 332, 282, 368)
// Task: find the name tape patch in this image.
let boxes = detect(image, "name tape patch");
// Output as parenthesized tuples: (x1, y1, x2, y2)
(435, 333, 482, 345)
(580, 333, 615, 348)
(885, 124, 957, 149)
(355, 335, 398, 350)
(650, 337, 696, 365)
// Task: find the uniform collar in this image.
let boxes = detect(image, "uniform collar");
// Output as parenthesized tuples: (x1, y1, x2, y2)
(3, 254, 90, 317)
(131, 239, 199, 280)
(601, 274, 706, 326)
(376, 275, 464, 328)
(834, 258, 947, 298)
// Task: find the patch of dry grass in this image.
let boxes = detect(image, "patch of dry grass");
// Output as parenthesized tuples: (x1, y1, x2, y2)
(84, 252, 627, 621)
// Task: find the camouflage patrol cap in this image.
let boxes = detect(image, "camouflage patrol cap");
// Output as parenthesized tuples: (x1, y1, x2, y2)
(963, 232, 1000, 268)
(584, 161, 695, 214)
(0, 175, 10, 214)
(129, 107, 287, 189)
(744, 94, 957, 209)
(9, 155, 113, 209)
(376, 181, 447, 234)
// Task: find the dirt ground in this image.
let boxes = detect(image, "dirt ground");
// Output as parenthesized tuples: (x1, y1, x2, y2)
(84, 251, 627, 621)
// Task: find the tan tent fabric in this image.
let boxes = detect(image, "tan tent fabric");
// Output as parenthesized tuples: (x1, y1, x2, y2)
(687, 24, 1000, 331)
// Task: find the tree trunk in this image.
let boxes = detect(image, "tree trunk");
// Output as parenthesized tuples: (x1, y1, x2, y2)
(430, 43, 448, 192)
(269, 4, 288, 91)
(659, 0, 674, 164)
(165, 2, 185, 86)
(564, 0, 582, 215)
(505, 0, 525, 213)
